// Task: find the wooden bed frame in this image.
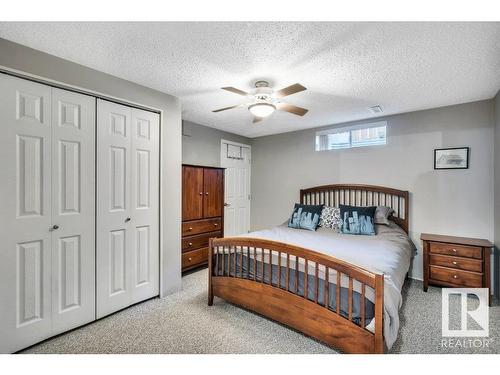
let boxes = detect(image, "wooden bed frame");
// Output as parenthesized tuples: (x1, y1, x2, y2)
(207, 184, 409, 354)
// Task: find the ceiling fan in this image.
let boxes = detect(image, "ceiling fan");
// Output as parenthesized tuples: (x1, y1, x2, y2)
(212, 80, 308, 123)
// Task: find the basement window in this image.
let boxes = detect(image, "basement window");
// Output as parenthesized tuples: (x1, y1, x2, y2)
(315, 121, 387, 151)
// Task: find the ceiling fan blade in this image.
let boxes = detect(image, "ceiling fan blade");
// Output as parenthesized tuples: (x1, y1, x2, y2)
(212, 104, 242, 113)
(276, 103, 308, 116)
(274, 83, 306, 98)
(253, 116, 263, 123)
(221, 87, 249, 96)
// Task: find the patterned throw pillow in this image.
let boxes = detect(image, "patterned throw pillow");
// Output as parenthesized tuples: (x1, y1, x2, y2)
(319, 206, 343, 232)
(339, 205, 377, 235)
(288, 204, 324, 231)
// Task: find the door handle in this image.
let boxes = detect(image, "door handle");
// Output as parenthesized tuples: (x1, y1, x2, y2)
(224, 203, 231, 207)
(205, 192, 209, 195)
(125, 217, 131, 223)
(50, 224, 59, 231)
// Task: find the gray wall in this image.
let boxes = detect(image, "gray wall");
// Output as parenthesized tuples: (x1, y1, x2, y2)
(251, 100, 495, 281)
(495, 91, 500, 296)
(0, 38, 182, 296)
(182, 120, 251, 167)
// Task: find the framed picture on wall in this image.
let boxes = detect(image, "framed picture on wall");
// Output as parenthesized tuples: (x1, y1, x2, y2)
(434, 147, 469, 169)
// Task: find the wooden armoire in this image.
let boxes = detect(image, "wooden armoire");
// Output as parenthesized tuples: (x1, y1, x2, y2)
(182, 164, 224, 271)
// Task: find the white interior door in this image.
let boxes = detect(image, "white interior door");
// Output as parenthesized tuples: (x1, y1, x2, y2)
(220, 140, 251, 236)
(0, 75, 96, 353)
(130, 108, 159, 303)
(50, 88, 96, 335)
(0, 75, 53, 353)
(97, 99, 132, 318)
(97, 100, 159, 318)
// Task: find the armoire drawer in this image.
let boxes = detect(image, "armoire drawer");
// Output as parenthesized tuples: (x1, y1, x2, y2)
(182, 218, 222, 236)
(429, 242, 482, 259)
(182, 230, 221, 252)
(429, 265, 482, 287)
(182, 248, 209, 269)
(429, 253, 482, 273)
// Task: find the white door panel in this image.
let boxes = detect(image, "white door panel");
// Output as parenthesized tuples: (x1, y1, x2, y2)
(0, 75, 53, 353)
(97, 99, 132, 318)
(221, 141, 251, 236)
(130, 109, 159, 303)
(50, 88, 95, 335)
(97, 101, 159, 318)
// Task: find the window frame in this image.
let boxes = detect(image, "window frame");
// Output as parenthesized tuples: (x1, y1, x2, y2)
(315, 121, 387, 151)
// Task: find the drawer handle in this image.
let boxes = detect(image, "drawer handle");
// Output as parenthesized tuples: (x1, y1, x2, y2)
(188, 242, 193, 246)
(452, 261, 458, 265)
(453, 275, 458, 279)
(188, 257, 192, 261)
(188, 227, 193, 231)
(452, 248, 457, 253)
(214, 223, 218, 226)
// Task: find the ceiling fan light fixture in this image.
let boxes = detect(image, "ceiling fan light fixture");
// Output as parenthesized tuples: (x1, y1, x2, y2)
(248, 102, 276, 118)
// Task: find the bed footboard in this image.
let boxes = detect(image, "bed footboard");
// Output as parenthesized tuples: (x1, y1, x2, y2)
(208, 237, 384, 354)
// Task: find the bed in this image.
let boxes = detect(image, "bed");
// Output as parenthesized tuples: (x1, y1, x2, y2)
(207, 184, 413, 354)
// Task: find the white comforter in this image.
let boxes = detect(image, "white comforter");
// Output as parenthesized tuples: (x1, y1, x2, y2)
(239, 222, 415, 350)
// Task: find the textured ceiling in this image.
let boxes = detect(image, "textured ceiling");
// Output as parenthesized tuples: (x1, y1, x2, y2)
(1, 22, 499, 138)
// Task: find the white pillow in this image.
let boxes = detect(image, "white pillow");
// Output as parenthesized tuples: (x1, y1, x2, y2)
(374, 206, 395, 225)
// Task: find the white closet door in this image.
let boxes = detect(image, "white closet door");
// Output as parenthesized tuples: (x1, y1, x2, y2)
(130, 108, 159, 303)
(0, 75, 53, 353)
(50, 88, 96, 334)
(97, 99, 133, 318)
(96, 101, 159, 318)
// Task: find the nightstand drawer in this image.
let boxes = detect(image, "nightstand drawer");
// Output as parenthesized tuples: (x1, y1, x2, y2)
(429, 242, 482, 259)
(429, 254, 482, 273)
(429, 266, 482, 287)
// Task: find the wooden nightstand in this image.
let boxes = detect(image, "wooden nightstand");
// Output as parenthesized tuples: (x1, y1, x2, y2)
(421, 233, 492, 305)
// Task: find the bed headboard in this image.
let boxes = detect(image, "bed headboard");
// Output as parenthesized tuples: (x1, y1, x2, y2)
(300, 184, 409, 234)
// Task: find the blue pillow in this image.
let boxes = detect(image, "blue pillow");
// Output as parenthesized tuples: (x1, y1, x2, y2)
(339, 205, 376, 235)
(288, 203, 323, 231)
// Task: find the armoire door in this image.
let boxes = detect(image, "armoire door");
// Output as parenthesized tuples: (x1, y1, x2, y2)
(203, 168, 223, 218)
(182, 166, 204, 220)
(96, 99, 159, 318)
(0, 74, 95, 353)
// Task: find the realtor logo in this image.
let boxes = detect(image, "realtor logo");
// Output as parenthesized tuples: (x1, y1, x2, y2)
(441, 288, 489, 337)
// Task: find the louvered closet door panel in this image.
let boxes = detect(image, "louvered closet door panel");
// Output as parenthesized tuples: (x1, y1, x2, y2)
(50, 88, 96, 334)
(0, 74, 53, 353)
(130, 109, 159, 303)
(96, 99, 133, 318)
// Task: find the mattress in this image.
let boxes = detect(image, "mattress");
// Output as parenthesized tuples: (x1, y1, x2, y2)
(215, 221, 414, 349)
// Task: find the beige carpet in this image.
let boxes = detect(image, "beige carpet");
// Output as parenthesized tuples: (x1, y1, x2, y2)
(21, 268, 499, 354)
